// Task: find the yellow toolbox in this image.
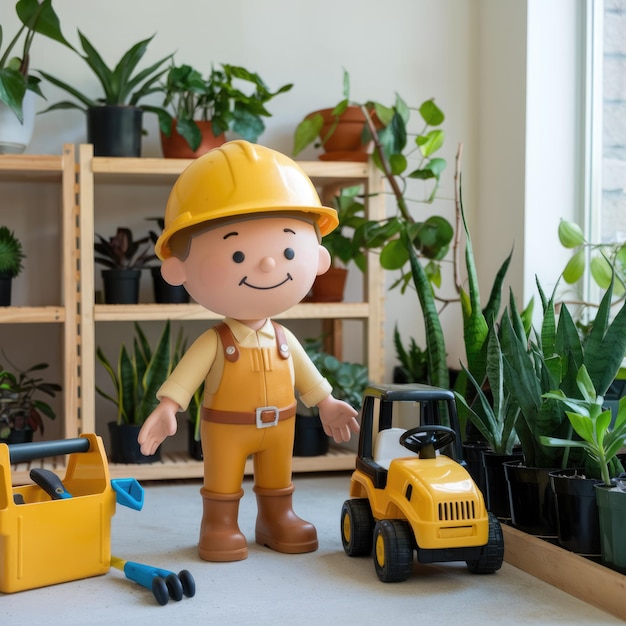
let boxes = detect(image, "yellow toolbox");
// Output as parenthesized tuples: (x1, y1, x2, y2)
(0, 434, 118, 593)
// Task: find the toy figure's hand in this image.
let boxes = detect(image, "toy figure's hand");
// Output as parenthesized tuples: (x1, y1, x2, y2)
(137, 398, 180, 456)
(317, 395, 360, 443)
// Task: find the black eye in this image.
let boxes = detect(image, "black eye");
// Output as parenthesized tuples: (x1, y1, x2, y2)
(232, 251, 245, 263)
(284, 248, 295, 260)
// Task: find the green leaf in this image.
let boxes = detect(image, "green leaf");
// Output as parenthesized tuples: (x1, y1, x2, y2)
(562, 248, 585, 283)
(590, 254, 613, 289)
(293, 114, 323, 156)
(416, 129, 445, 158)
(419, 99, 445, 126)
(380, 239, 409, 270)
(558, 219, 585, 248)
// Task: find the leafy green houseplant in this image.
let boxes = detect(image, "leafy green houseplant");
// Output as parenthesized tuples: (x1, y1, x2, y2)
(294, 337, 368, 456)
(38, 31, 172, 156)
(540, 364, 626, 564)
(558, 218, 626, 304)
(96, 321, 182, 462)
(454, 324, 518, 456)
(540, 365, 626, 486)
(0, 357, 61, 443)
(94, 227, 155, 304)
(0, 0, 71, 124)
(392, 325, 428, 384)
(0, 225, 25, 305)
(501, 277, 626, 470)
(147, 62, 293, 156)
(295, 70, 455, 391)
(0, 225, 25, 278)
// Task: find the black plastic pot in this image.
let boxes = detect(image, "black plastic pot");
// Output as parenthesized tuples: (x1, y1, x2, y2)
(549, 469, 601, 555)
(504, 461, 558, 536)
(151, 267, 189, 304)
(87, 106, 143, 157)
(482, 450, 523, 519)
(0, 274, 12, 306)
(462, 441, 490, 495)
(101, 269, 141, 304)
(595, 483, 626, 572)
(108, 422, 161, 464)
(0, 427, 34, 445)
(293, 414, 329, 457)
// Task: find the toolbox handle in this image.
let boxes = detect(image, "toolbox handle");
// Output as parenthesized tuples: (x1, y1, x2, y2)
(8, 438, 90, 464)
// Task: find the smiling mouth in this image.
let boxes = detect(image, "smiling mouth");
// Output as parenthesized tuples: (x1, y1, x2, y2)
(239, 274, 293, 290)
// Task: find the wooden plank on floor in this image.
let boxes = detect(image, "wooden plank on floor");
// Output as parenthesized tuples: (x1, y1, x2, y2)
(503, 524, 626, 621)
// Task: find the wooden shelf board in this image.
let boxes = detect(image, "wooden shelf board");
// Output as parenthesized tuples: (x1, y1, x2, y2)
(10, 446, 356, 485)
(502, 524, 626, 621)
(0, 306, 65, 323)
(93, 302, 370, 322)
(0, 154, 64, 179)
(89, 156, 368, 185)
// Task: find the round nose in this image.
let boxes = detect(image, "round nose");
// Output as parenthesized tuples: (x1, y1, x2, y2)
(259, 256, 276, 273)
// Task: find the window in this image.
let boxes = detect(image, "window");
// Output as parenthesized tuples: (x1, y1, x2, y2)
(590, 1, 626, 245)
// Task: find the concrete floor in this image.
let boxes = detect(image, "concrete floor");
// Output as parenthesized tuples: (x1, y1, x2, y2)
(1, 473, 623, 625)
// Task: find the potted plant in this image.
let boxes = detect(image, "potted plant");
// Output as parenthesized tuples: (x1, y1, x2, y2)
(0, 226, 25, 305)
(0, 356, 61, 444)
(96, 320, 182, 463)
(147, 62, 293, 158)
(540, 364, 626, 558)
(454, 323, 521, 519)
(392, 325, 428, 385)
(293, 69, 382, 161)
(500, 277, 626, 536)
(0, 0, 72, 153)
(146, 218, 189, 303)
(94, 226, 155, 304)
(306, 185, 368, 302)
(38, 31, 172, 156)
(293, 337, 368, 456)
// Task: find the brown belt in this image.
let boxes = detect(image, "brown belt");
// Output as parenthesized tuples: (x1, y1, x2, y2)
(201, 402, 296, 428)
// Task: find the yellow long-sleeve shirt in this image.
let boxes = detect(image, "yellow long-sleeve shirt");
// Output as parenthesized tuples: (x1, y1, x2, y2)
(157, 317, 332, 413)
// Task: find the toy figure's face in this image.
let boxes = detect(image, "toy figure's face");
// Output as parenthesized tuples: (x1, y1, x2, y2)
(161, 215, 331, 320)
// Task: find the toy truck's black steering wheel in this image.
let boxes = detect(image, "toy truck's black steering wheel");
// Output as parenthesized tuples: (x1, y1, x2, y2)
(399, 425, 456, 454)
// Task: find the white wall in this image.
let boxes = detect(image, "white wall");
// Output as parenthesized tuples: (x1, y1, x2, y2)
(2, 0, 584, 417)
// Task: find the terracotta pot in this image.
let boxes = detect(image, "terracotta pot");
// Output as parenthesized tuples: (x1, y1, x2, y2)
(160, 120, 226, 158)
(305, 267, 348, 302)
(311, 105, 379, 161)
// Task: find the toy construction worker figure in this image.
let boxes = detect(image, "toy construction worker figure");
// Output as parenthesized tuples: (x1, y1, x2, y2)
(138, 140, 360, 562)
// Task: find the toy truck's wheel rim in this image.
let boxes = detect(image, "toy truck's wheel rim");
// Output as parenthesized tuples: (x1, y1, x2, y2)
(341, 499, 374, 557)
(373, 520, 413, 583)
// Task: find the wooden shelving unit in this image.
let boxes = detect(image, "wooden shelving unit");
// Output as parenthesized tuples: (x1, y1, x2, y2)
(0, 145, 80, 439)
(77, 143, 385, 480)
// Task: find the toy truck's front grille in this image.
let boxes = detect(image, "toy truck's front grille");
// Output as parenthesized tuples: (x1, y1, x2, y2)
(438, 500, 476, 521)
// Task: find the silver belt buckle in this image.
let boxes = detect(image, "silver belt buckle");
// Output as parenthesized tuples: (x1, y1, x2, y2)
(256, 406, 280, 429)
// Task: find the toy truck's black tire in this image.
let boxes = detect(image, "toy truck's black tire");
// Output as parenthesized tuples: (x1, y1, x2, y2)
(466, 512, 504, 574)
(341, 499, 374, 556)
(373, 520, 413, 582)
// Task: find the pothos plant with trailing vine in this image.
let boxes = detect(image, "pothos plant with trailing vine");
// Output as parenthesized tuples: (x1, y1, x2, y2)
(295, 71, 518, 409)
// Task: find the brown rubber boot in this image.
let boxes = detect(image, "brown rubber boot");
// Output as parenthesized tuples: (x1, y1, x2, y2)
(254, 484, 318, 554)
(198, 488, 248, 562)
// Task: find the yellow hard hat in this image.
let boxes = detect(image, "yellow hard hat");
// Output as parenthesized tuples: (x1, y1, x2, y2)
(156, 140, 339, 259)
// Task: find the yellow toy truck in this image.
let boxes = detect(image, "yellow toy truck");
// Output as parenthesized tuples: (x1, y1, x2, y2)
(340, 383, 504, 582)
